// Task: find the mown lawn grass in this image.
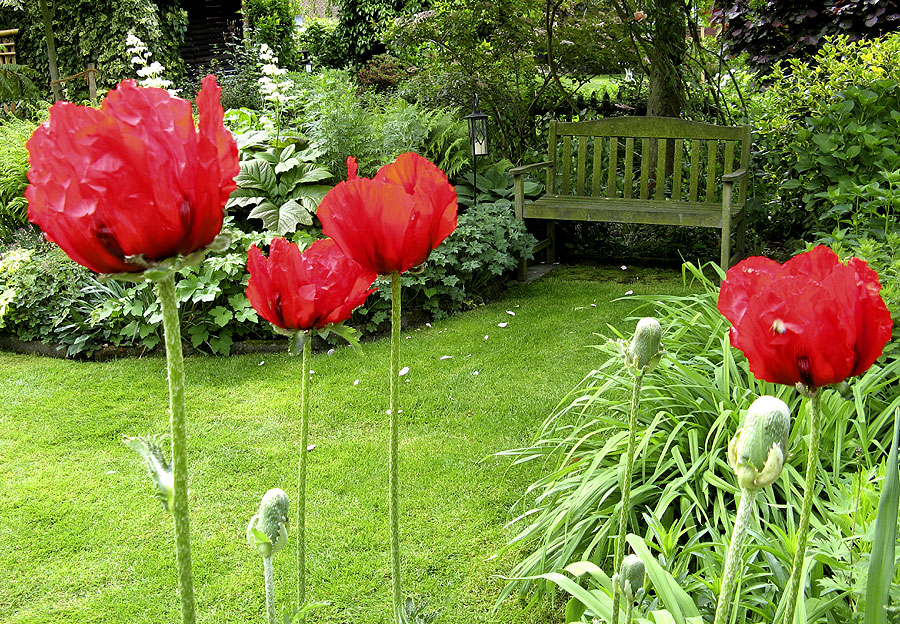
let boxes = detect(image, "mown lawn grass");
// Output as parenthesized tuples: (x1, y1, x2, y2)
(0, 264, 690, 624)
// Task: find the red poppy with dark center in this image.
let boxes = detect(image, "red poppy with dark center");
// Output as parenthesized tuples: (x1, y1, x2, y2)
(246, 237, 377, 331)
(25, 76, 239, 274)
(316, 152, 458, 275)
(717, 245, 893, 388)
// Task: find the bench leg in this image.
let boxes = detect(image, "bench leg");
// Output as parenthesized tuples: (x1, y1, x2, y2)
(546, 221, 556, 264)
(518, 256, 527, 282)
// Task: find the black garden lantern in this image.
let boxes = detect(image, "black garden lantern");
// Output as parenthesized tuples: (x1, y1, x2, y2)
(464, 94, 489, 158)
(463, 94, 489, 205)
(301, 49, 312, 73)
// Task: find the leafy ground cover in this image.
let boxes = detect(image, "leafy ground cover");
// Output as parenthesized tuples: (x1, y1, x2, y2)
(0, 264, 690, 624)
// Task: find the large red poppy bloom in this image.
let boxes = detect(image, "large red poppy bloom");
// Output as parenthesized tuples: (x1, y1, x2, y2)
(317, 152, 458, 275)
(717, 245, 893, 388)
(26, 75, 239, 274)
(246, 237, 377, 331)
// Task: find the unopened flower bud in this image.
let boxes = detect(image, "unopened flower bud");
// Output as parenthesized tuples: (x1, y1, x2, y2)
(617, 554, 645, 602)
(834, 380, 853, 400)
(626, 317, 662, 374)
(247, 488, 290, 557)
(728, 395, 791, 489)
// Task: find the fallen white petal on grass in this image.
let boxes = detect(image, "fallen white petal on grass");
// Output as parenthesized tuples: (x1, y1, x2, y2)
(307, 444, 316, 452)
(106, 470, 117, 475)
(484, 335, 489, 340)
(590, 303, 597, 307)
(425, 322, 432, 328)
(440, 355, 453, 360)
(353, 379, 360, 386)
(309, 370, 315, 375)
(399, 366, 410, 376)
(498, 322, 508, 328)
(258, 360, 265, 366)
(506, 310, 516, 316)
(327, 348, 335, 355)
(625, 290, 634, 295)
(472, 370, 479, 376)
(621, 265, 628, 270)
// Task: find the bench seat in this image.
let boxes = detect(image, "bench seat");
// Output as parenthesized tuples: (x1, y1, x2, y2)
(523, 196, 744, 229)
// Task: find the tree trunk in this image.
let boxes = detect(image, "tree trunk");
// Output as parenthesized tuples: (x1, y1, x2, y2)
(38, 0, 64, 101)
(645, 0, 685, 118)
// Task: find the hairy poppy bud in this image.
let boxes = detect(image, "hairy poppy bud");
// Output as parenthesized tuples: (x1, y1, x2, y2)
(247, 488, 290, 557)
(626, 317, 662, 374)
(123, 435, 174, 512)
(617, 554, 645, 602)
(728, 395, 791, 489)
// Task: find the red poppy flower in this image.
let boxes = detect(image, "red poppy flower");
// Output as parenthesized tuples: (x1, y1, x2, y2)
(717, 245, 893, 388)
(246, 237, 377, 331)
(25, 75, 239, 274)
(316, 152, 458, 275)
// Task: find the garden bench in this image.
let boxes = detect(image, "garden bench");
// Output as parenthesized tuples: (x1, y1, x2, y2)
(511, 117, 750, 279)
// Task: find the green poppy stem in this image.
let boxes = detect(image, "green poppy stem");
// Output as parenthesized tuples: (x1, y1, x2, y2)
(156, 273, 196, 624)
(389, 272, 403, 622)
(297, 336, 310, 620)
(624, 599, 634, 624)
(263, 555, 276, 624)
(713, 486, 758, 624)
(610, 374, 643, 624)
(784, 389, 822, 622)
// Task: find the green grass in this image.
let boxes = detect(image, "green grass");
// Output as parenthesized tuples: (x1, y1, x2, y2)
(0, 265, 689, 624)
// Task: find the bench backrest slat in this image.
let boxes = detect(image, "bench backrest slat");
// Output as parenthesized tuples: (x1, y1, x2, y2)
(608, 137, 618, 197)
(655, 139, 667, 201)
(623, 137, 634, 199)
(592, 137, 603, 196)
(689, 139, 701, 201)
(705, 140, 717, 203)
(639, 138, 651, 199)
(672, 139, 683, 200)
(576, 139, 587, 195)
(545, 118, 749, 205)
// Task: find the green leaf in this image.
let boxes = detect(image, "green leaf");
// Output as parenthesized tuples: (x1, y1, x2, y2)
(565, 597, 586, 624)
(288, 331, 307, 355)
(626, 534, 700, 621)
(210, 306, 233, 327)
(323, 322, 363, 354)
(236, 159, 277, 192)
(864, 408, 900, 624)
(247, 199, 310, 235)
(812, 134, 836, 152)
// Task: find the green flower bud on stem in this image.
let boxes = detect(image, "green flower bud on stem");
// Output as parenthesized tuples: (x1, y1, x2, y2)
(626, 317, 662, 375)
(716, 395, 792, 624)
(247, 488, 290, 558)
(617, 554, 645, 603)
(728, 395, 790, 490)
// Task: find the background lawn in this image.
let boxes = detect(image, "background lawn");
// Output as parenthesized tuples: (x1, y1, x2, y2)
(0, 265, 690, 624)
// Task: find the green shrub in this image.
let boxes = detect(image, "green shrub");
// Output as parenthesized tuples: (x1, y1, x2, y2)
(735, 32, 900, 243)
(0, 117, 36, 242)
(297, 17, 346, 69)
(244, 0, 298, 69)
(497, 262, 900, 617)
(0, 0, 187, 99)
(353, 200, 536, 330)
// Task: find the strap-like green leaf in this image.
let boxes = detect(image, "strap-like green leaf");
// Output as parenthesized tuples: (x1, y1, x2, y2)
(865, 408, 900, 624)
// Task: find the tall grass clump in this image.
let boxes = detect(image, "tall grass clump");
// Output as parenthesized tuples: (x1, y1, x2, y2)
(0, 117, 37, 241)
(497, 262, 900, 621)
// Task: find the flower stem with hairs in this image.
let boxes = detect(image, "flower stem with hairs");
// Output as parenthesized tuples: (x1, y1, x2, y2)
(714, 487, 757, 624)
(389, 271, 403, 621)
(264, 555, 276, 624)
(610, 375, 642, 624)
(784, 389, 821, 621)
(297, 336, 310, 619)
(156, 273, 196, 624)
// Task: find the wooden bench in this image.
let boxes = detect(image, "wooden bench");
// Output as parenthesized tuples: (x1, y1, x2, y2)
(511, 117, 750, 279)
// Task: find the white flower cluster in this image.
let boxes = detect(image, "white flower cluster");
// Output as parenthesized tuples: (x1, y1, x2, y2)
(126, 32, 178, 94)
(258, 44, 294, 108)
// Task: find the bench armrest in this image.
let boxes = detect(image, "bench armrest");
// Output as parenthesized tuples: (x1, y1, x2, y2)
(722, 168, 748, 183)
(509, 160, 553, 176)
